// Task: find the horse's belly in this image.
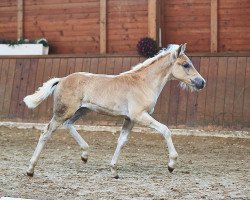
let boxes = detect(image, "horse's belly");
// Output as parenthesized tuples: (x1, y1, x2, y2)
(81, 102, 128, 116)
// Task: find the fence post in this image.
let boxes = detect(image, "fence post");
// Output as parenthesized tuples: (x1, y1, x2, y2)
(148, 0, 157, 41)
(211, 0, 218, 52)
(17, 0, 23, 39)
(100, 0, 107, 54)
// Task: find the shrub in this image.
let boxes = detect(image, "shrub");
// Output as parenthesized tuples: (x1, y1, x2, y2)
(137, 37, 158, 58)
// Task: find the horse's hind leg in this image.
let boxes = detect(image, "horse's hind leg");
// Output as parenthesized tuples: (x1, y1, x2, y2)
(27, 117, 61, 176)
(110, 117, 134, 179)
(65, 107, 90, 163)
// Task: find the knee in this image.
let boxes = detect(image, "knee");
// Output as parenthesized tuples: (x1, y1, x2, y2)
(159, 125, 171, 137)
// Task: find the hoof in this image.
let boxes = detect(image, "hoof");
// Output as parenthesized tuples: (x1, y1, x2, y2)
(27, 171, 34, 177)
(111, 166, 119, 179)
(81, 157, 88, 163)
(113, 175, 119, 179)
(168, 166, 174, 173)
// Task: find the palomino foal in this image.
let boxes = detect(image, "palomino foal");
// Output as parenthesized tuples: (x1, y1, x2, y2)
(24, 44, 205, 178)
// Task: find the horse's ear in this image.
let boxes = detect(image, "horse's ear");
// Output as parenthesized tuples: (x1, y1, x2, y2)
(176, 44, 183, 57)
(182, 43, 187, 52)
(176, 43, 187, 57)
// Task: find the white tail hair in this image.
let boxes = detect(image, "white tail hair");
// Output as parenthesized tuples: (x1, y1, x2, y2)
(23, 78, 61, 109)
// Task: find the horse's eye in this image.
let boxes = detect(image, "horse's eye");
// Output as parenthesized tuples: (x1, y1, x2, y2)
(183, 63, 189, 68)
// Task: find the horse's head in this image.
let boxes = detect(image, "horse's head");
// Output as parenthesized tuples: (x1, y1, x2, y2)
(171, 44, 206, 91)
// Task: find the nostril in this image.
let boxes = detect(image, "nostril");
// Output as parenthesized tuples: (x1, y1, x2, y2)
(201, 79, 206, 88)
(193, 78, 205, 89)
(201, 80, 205, 87)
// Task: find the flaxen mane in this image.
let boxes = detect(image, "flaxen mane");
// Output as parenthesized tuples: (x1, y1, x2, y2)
(122, 44, 180, 74)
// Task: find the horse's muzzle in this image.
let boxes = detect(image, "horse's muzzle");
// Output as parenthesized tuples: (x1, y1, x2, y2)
(192, 77, 206, 90)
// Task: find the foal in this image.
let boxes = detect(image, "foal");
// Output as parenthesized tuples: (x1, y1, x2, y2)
(24, 44, 205, 178)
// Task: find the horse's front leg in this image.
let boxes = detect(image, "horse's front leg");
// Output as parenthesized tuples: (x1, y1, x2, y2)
(135, 112, 178, 172)
(110, 118, 134, 179)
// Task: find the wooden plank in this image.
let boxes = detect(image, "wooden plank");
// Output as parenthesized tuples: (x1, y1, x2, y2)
(24, 0, 98, 5)
(121, 57, 131, 73)
(23, 59, 38, 120)
(33, 59, 46, 121)
(139, 57, 145, 63)
(100, 0, 107, 53)
(242, 58, 250, 126)
(44, 34, 98, 42)
(50, 58, 61, 78)
(167, 81, 180, 127)
(107, 23, 147, 32)
(46, 43, 99, 54)
(186, 57, 201, 127)
(232, 57, 247, 126)
(2, 59, 16, 118)
(82, 58, 91, 73)
(105, 57, 115, 75)
(17, 59, 31, 119)
(38, 59, 52, 121)
(90, 58, 99, 74)
(17, 0, 23, 39)
(25, 13, 100, 23)
(204, 57, 219, 124)
(108, 0, 147, 7)
(108, 31, 148, 39)
(148, 0, 157, 40)
(0, 60, 3, 94)
(213, 57, 227, 126)
(177, 89, 188, 127)
(67, 58, 76, 75)
(130, 57, 140, 67)
(211, 0, 218, 52)
(75, 58, 83, 72)
(159, 82, 171, 125)
(223, 57, 237, 127)
(196, 57, 209, 126)
(154, 95, 161, 115)
(24, 2, 100, 12)
(46, 58, 61, 116)
(0, 59, 10, 114)
(154, 53, 165, 116)
(0, 60, 5, 111)
(44, 58, 55, 120)
(165, 9, 211, 18)
(113, 57, 123, 75)
(97, 57, 107, 74)
(9, 59, 23, 119)
(58, 58, 68, 77)
(108, 45, 141, 54)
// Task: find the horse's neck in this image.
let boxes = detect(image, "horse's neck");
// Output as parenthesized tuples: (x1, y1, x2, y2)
(136, 56, 173, 96)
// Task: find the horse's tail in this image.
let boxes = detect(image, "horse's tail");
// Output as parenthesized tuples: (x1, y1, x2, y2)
(24, 77, 61, 109)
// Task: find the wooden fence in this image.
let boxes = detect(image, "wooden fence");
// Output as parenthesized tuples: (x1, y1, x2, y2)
(0, 54, 249, 129)
(1, 0, 250, 54)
